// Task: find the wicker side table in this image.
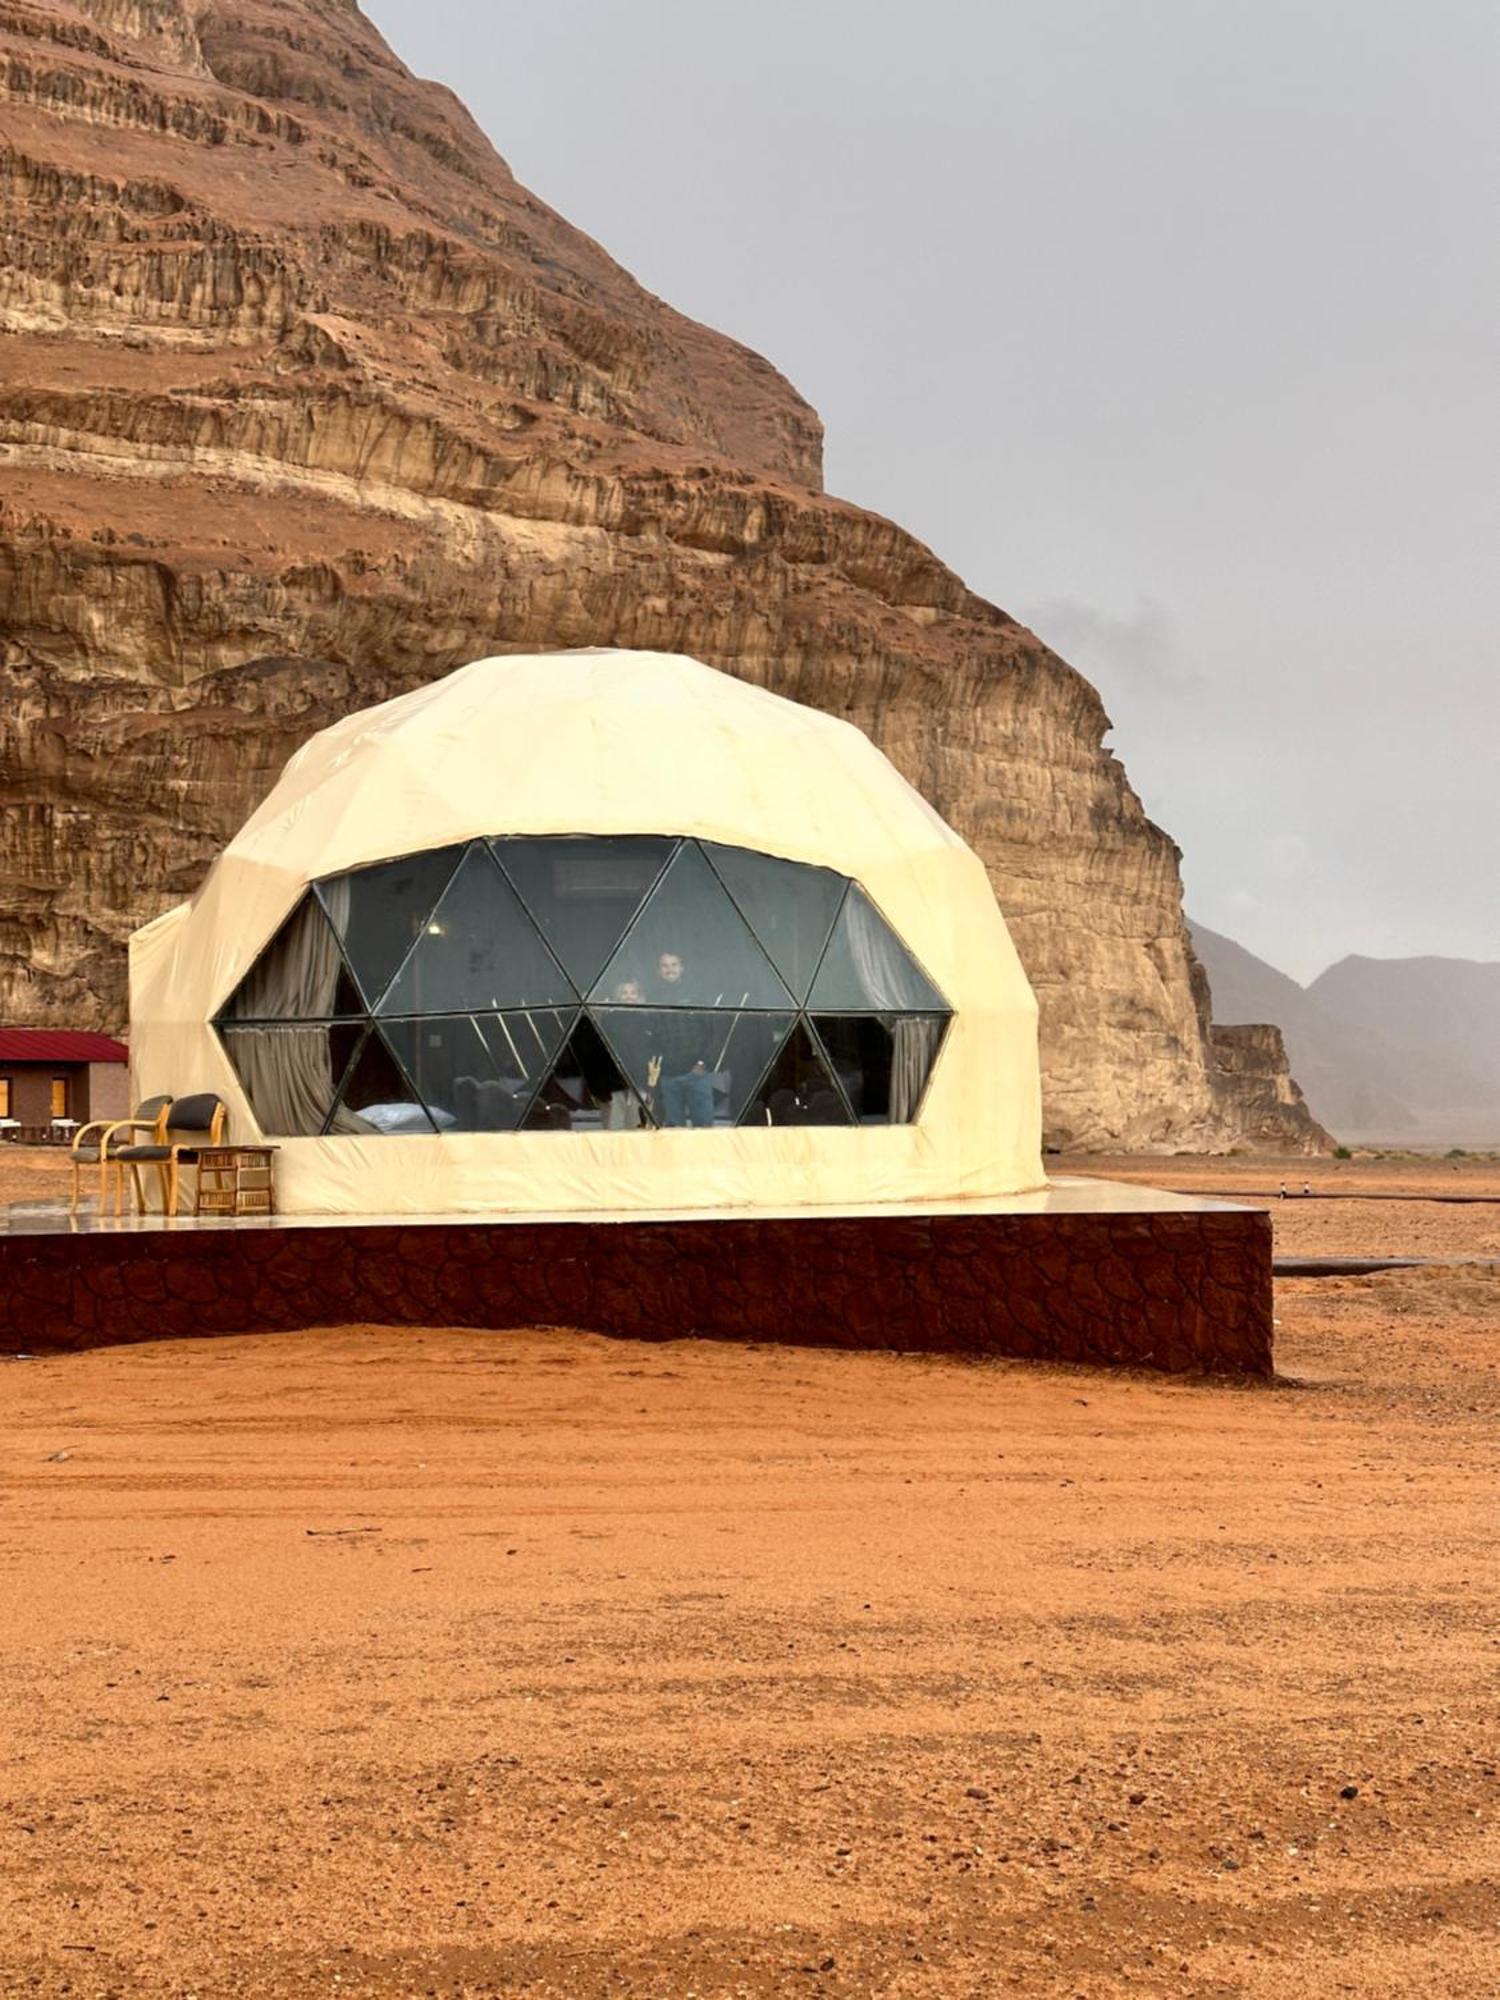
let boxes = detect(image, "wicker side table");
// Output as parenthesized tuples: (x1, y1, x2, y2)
(194, 1145, 279, 1218)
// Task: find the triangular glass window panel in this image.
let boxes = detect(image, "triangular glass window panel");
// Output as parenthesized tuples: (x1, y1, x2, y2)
(523, 1013, 651, 1131)
(808, 1013, 897, 1123)
(589, 842, 794, 1010)
(809, 1012, 948, 1124)
(494, 837, 676, 993)
(384, 1008, 573, 1133)
(740, 1019, 853, 1127)
(218, 1020, 364, 1136)
(218, 893, 363, 1021)
(317, 845, 465, 1009)
(701, 843, 847, 1003)
(807, 885, 948, 1013)
(379, 844, 573, 1016)
(592, 1007, 795, 1128)
(327, 1025, 437, 1135)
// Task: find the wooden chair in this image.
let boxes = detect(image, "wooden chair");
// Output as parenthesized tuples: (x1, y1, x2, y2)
(69, 1095, 173, 1215)
(113, 1093, 227, 1216)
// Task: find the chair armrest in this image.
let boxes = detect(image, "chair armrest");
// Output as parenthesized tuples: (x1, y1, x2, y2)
(96, 1118, 163, 1153)
(70, 1120, 114, 1153)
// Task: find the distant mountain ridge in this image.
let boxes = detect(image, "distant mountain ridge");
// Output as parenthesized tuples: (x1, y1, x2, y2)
(1189, 924, 1500, 1142)
(1310, 956, 1500, 1093)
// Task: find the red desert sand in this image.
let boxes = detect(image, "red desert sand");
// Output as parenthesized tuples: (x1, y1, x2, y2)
(2, 1153, 1497, 1997)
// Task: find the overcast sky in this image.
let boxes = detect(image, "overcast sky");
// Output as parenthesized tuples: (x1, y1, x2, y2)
(364, 0, 1495, 984)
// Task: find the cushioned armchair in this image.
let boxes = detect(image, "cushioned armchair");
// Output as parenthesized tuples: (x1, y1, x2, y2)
(69, 1094, 173, 1215)
(113, 1092, 227, 1215)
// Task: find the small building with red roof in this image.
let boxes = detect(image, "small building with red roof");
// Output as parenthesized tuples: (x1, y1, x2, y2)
(0, 1029, 129, 1138)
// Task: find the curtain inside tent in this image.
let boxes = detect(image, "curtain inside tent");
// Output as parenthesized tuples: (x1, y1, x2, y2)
(843, 891, 943, 1120)
(227, 883, 373, 1136)
(890, 1017, 944, 1121)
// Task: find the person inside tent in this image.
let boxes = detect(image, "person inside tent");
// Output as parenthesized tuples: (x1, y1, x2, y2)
(603, 977, 647, 1129)
(650, 950, 716, 1127)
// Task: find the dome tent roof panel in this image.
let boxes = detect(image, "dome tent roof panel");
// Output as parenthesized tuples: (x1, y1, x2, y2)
(226, 651, 964, 890)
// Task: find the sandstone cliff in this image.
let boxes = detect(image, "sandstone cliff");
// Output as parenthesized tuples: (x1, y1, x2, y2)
(1204, 1024, 1331, 1155)
(0, 0, 1309, 1149)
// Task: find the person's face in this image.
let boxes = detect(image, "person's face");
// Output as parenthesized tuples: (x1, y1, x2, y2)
(614, 978, 643, 1004)
(657, 952, 683, 985)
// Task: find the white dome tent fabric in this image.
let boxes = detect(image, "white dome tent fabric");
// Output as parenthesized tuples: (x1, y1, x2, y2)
(129, 650, 1043, 1214)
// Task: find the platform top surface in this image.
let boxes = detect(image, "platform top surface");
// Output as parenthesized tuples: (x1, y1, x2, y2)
(1, 1176, 1258, 1237)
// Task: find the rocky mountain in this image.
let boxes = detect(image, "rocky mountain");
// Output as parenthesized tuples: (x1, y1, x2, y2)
(1191, 923, 1500, 1142)
(1199, 1019, 1331, 1155)
(1310, 956, 1500, 1099)
(0, 0, 1311, 1150)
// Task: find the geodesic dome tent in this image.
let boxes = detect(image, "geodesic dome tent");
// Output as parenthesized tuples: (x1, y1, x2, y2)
(129, 650, 1043, 1214)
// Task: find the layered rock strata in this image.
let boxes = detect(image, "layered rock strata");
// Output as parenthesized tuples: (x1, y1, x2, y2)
(1207, 1024, 1331, 1155)
(0, 0, 1308, 1148)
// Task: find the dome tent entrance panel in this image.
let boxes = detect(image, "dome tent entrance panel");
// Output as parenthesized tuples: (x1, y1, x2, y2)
(133, 649, 1044, 1215)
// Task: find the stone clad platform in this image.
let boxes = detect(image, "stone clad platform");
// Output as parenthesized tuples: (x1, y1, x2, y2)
(0, 1178, 1272, 1376)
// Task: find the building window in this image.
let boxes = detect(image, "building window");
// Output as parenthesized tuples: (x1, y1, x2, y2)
(0, 1078, 10, 1119)
(51, 1077, 69, 1120)
(214, 837, 952, 1137)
